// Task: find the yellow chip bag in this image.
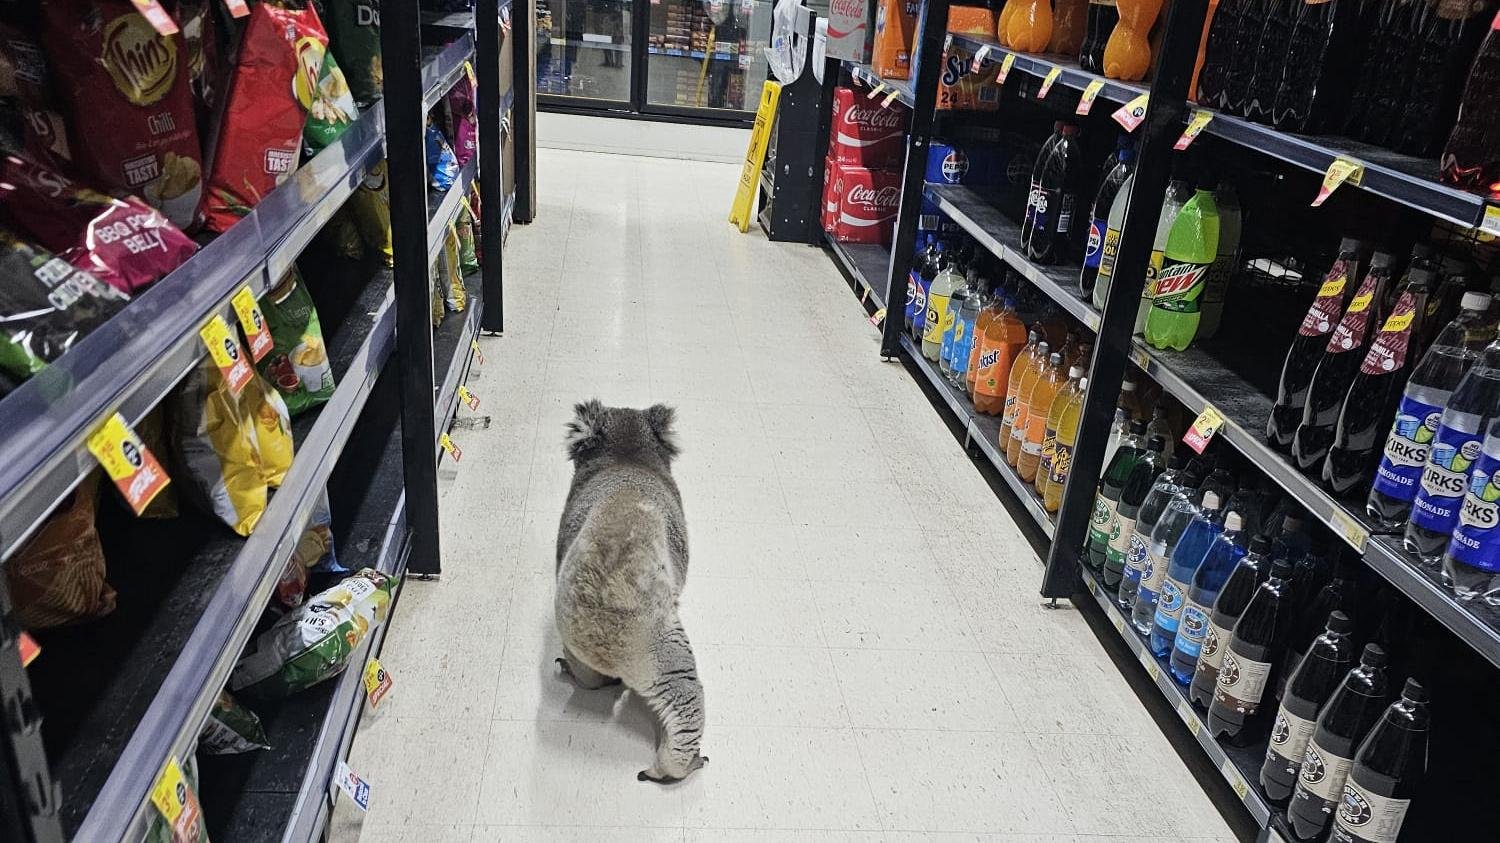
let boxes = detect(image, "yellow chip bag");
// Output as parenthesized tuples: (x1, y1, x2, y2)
(443, 225, 467, 312)
(351, 160, 393, 266)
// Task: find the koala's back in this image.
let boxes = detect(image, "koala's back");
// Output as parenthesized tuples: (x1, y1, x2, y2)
(558, 463, 688, 580)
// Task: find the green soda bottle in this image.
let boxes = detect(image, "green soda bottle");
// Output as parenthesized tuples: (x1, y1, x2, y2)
(1144, 189, 1220, 351)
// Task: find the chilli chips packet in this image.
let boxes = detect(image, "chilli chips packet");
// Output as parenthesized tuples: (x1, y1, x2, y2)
(0, 22, 73, 169)
(39, 0, 205, 230)
(0, 154, 198, 295)
(203, 1, 330, 232)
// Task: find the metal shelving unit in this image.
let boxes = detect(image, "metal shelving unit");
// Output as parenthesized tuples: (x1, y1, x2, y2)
(826, 236, 890, 309)
(846, 63, 916, 108)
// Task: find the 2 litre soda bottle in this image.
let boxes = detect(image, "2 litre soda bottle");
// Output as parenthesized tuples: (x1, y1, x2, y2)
(1268, 239, 1363, 449)
(1208, 557, 1296, 746)
(1189, 533, 1269, 707)
(1442, 415, 1500, 602)
(1144, 188, 1219, 351)
(1329, 679, 1429, 843)
(1288, 644, 1389, 841)
(1259, 611, 1356, 804)
(1169, 510, 1246, 684)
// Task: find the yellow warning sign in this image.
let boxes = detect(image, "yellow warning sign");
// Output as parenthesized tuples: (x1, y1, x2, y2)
(729, 81, 783, 233)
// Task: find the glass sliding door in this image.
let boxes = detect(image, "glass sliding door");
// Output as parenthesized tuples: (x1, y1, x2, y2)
(536, 0, 634, 103)
(644, 0, 770, 115)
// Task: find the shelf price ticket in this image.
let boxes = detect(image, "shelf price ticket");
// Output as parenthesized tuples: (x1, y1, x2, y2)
(333, 760, 371, 812)
(87, 413, 170, 515)
(150, 756, 202, 840)
(1182, 405, 1225, 454)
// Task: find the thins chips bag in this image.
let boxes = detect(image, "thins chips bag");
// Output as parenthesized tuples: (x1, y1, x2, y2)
(6, 472, 115, 629)
(257, 267, 335, 416)
(324, 0, 383, 106)
(0, 226, 129, 380)
(39, 0, 205, 229)
(203, 2, 330, 232)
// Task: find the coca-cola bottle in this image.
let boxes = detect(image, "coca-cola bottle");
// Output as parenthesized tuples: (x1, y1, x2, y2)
(1287, 643, 1390, 841)
(1290, 252, 1395, 471)
(1389, 0, 1491, 157)
(1440, 18, 1500, 194)
(1207, 558, 1296, 745)
(1260, 611, 1356, 804)
(1079, 0, 1122, 73)
(1189, 534, 1269, 706)
(1343, 0, 1428, 146)
(1194, 0, 1246, 107)
(1267, 239, 1363, 450)
(1329, 679, 1429, 843)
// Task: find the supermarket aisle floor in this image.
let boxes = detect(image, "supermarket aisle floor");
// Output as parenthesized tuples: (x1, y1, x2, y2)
(340, 148, 1238, 842)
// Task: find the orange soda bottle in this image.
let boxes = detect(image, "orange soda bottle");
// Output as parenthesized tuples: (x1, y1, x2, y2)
(1102, 0, 1162, 80)
(1004, 0, 1053, 53)
(1006, 340, 1050, 466)
(997, 0, 1020, 47)
(967, 292, 999, 397)
(1049, 0, 1088, 56)
(975, 304, 1029, 415)
(999, 331, 1040, 441)
(1043, 374, 1088, 511)
(1019, 352, 1065, 483)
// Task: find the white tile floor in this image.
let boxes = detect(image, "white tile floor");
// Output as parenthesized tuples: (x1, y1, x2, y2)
(340, 147, 1239, 842)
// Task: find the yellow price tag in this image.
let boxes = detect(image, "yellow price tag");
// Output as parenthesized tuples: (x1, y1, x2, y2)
(1112, 613, 1125, 634)
(1312, 157, 1364, 207)
(363, 659, 393, 708)
(1182, 405, 1225, 455)
(457, 385, 480, 411)
(150, 756, 202, 836)
(882, 86, 902, 108)
(463, 60, 477, 88)
(866, 81, 887, 100)
(970, 44, 992, 74)
(1112, 93, 1150, 132)
(1131, 346, 1151, 369)
(1219, 760, 1251, 800)
(439, 433, 462, 462)
(997, 53, 1016, 83)
(87, 413, 170, 515)
(1038, 66, 1062, 99)
(470, 338, 486, 365)
(199, 315, 254, 396)
(1139, 652, 1160, 680)
(1174, 110, 1214, 150)
(1075, 79, 1105, 115)
(230, 287, 273, 362)
(1482, 205, 1500, 237)
(1329, 507, 1369, 553)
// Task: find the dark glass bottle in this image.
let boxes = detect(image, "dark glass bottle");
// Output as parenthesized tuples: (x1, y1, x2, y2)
(1189, 534, 1270, 706)
(1329, 679, 1430, 843)
(1287, 644, 1390, 841)
(1207, 558, 1296, 744)
(1268, 239, 1363, 450)
(1260, 611, 1357, 804)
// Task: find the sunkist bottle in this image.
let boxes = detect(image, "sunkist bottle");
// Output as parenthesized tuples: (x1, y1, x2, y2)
(1322, 262, 1443, 495)
(1118, 451, 1194, 609)
(1101, 0, 1162, 80)
(1368, 292, 1494, 528)
(1169, 509, 1246, 684)
(1132, 484, 1202, 635)
(1196, 183, 1241, 340)
(1008, 341, 1052, 466)
(1027, 123, 1083, 266)
(1439, 19, 1500, 195)
(1329, 679, 1429, 843)
(1045, 375, 1088, 511)
(1442, 414, 1500, 602)
(1079, 141, 1135, 299)
(1088, 420, 1148, 573)
(924, 252, 964, 362)
(1145, 187, 1220, 350)
(1405, 322, 1500, 564)
(1189, 533, 1269, 706)
(1021, 123, 1065, 255)
(1079, 0, 1121, 71)
(1000, 331, 1041, 439)
(1290, 252, 1395, 471)
(1038, 365, 1086, 501)
(966, 287, 999, 396)
(1105, 434, 1166, 591)
(1207, 557, 1296, 745)
(1287, 644, 1390, 841)
(1020, 353, 1066, 483)
(1260, 611, 1357, 804)
(975, 297, 1029, 415)
(1268, 239, 1364, 449)
(1139, 179, 1192, 335)
(1091, 172, 1133, 312)
(1150, 489, 1224, 656)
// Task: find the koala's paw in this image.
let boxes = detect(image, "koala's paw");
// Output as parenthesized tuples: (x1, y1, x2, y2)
(637, 755, 708, 784)
(555, 657, 622, 690)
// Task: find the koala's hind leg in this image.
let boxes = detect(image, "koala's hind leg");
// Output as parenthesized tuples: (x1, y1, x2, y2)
(556, 646, 622, 690)
(630, 618, 708, 783)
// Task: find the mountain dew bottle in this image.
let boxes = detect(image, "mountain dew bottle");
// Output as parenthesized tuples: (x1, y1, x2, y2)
(1144, 189, 1219, 352)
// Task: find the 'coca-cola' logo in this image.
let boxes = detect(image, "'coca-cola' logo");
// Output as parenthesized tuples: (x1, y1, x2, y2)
(843, 102, 904, 131)
(847, 184, 901, 209)
(830, 0, 865, 17)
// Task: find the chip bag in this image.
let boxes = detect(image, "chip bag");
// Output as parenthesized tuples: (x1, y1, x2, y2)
(425, 122, 458, 192)
(455, 205, 479, 275)
(200, 691, 270, 756)
(445, 73, 476, 168)
(0, 154, 198, 295)
(300, 40, 357, 154)
(0, 226, 130, 380)
(257, 267, 335, 416)
(230, 568, 396, 698)
(6, 472, 115, 629)
(176, 0, 230, 133)
(443, 224, 467, 312)
(39, 0, 205, 229)
(0, 22, 73, 169)
(324, 0, 383, 106)
(203, 2, 330, 232)
(350, 159, 392, 266)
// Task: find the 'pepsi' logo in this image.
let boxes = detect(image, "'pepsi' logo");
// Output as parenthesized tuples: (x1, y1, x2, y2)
(941, 150, 969, 183)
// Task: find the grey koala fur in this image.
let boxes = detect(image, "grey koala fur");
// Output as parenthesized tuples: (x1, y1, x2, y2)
(554, 399, 708, 783)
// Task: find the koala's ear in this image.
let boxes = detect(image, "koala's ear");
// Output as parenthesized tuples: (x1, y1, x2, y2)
(644, 403, 679, 458)
(565, 399, 607, 460)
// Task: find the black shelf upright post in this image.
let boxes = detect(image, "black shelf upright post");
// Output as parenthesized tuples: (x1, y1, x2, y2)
(0, 578, 60, 843)
(1040, 0, 1209, 598)
(382, 0, 444, 577)
(478, 0, 506, 334)
(511, 0, 536, 225)
(878, 0, 951, 359)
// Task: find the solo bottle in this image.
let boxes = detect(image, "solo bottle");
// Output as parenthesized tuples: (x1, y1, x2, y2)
(1190, 533, 1269, 706)
(1091, 173, 1133, 312)
(1260, 611, 1356, 804)
(1287, 644, 1390, 841)
(923, 253, 964, 361)
(1329, 679, 1429, 843)
(1169, 510, 1245, 684)
(1207, 558, 1296, 745)
(1268, 238, 1362, 449)
(1079, 144, 1135, 298)
(1104, 434, 1166, 591)
(1150, 489, 1224, 657)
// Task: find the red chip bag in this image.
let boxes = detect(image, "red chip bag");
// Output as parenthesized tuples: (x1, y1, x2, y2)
(202, 2, 329, 233)
(0, 154, 198, 295)
(39, 0, 205, 230)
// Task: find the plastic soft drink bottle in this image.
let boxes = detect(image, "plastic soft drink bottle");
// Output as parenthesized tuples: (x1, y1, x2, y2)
(1150, 489, 1223, 656)
(966, 290, 999, 396)
(1021, 123, 1065, 253)
(908, 238, 938, 342)
(923, 253, 963, 361)
(1267, 239, 1364, 448)
(1008, 341, 1051, 466)
(1139, 179, 1191, 335)
(1144, 187, 1220, 350)
(1189, 533, 1269, 706)
(1118, 450, 1189, 609)
(1088, 420, 1147, 573)
(1019, 353, 1065, 483)
(1268, 0, 1361, 133)
(1196, 183, 1241, 340)
(1027, 123, 1083, 265)
(1282, 562, 1356, 692)
(1291, 253, 1395, 470)
(941, 277, 973, 382)
(1105, 434, 1166, 591)
(1102, 0, 1162, 79)
(1004, 0, 1054, 51)
(1169, 509, 1245, 683)
(1442, 415, 1500, 602)
(1329, 679, 1429, 843)
(1044, 374, 1087, 512)
(1079, 143, 1135, 298)
(1260, 611, 1357, 804)
(1288, 644, 1389, 840)
(1405, 326, 1500, 564)
(1049, 0, 1089, 57)
(1079, 0, 1121, 71)
(999, 331, 1040, 438)
(1091, 173, 1133, 312)
(1208, 558, 1296, 745)
(1132, 485, 1201, 635)
(1367, 291, 1493, 528)
(1440, 23, 1500, 194)
(1147, 405, 1175, 463)
(1102, 379, 1143, 469)
(1038, 365, 1086, 501)
(974, 301, 1029, 415)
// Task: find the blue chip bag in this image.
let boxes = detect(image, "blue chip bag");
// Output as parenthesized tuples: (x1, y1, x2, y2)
(426, 123, 458, 192)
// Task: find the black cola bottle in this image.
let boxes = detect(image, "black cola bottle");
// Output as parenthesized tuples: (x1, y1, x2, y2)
(1267, 239, 1362, 450)
(1207, 558, 1296, 745)
(1260, 611, 1356, 804)
(1079, 0, 1121, 73)
(1329, 679, 1430, 843)
(1189, 534, 1270, 707)
(1026, 123, 1083, 266)
(1287, 644, 1390, 841)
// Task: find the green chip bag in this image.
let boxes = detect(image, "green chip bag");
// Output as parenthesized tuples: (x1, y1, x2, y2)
(324, 0, 383, 106)
(230, 569, 396, 698)
(455, 206, 480, 276)
(300, 43, 358, 154)
(200, 691, 270, 755)
(257, 268, 335, 416)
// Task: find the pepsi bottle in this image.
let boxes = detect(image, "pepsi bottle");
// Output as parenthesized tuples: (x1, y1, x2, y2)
(1026, 123, 1083, 266)
(1079, 141, 1135, 298)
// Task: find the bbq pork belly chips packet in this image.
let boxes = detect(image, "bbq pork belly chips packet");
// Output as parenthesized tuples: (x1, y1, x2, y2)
(39, 0, 205, 230)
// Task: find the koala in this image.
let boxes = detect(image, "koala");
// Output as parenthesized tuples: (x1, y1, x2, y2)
(554, 399, 708, 783)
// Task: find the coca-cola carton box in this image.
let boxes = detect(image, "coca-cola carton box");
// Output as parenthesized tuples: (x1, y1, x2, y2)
(831, 86, 906, 169)
(826, 0, 871, 63)
(829, 162, 901, 245)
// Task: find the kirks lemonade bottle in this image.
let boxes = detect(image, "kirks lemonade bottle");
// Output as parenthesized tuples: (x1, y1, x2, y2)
(1442, 416, 1500, 603)
(1144, 187, 1219, 351)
